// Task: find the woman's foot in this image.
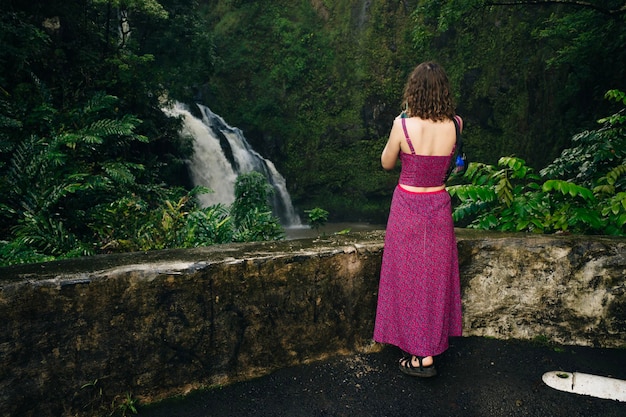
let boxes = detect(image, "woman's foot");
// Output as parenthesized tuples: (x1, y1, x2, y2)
(398, 355, 437, 377)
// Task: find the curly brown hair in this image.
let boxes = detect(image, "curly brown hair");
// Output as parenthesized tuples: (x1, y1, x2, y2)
(402, 61, 456, 121)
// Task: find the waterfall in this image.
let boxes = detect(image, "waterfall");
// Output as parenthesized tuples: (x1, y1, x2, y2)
(164, 102, 301, 226)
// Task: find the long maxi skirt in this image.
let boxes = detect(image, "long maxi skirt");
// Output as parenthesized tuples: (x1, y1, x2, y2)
(373, 186, 462, 357)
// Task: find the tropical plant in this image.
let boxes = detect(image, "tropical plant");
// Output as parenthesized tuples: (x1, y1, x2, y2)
(184, 204, 233, 246)
(0, 170, 286, 265)
(115, 392, 139, 417)
(449, 90, 626, 235)
(100, 186, 216, 251)
(230, 171, 284, 242)
(0, 93, 151, 262)
(305, 207, 329, 233)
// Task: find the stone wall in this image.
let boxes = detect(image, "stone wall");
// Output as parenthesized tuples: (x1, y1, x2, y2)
(457, 232, 626, 347)
(0, 230, 624, 416)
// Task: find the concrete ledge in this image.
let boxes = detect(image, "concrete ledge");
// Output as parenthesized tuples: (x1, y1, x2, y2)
(1, 230, 624, 416)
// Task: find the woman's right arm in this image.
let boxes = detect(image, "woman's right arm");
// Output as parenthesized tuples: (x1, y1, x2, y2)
(381, 119, 402, 170)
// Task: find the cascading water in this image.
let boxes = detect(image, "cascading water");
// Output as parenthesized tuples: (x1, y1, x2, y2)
(164, 102, 301, 226)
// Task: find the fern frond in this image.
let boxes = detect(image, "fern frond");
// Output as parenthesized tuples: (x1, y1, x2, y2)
(88, 118, 135, 137)
(13, 214, 79, 256)
(81, 92, 118, 115)
(7, 135, 48, 194)
(102, 162, 136, 185)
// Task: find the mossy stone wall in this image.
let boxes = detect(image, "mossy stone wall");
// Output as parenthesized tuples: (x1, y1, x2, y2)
(1, 230, 624, 416)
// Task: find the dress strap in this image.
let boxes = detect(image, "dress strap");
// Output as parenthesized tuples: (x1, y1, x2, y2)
(401, 118, 416, 155)
(453, 115, 463, 132)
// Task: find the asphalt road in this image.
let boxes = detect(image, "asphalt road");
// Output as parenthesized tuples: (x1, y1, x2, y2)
(141, 336, 626, 417)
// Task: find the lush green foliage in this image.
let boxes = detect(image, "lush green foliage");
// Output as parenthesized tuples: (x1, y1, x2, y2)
(411, 0, 626, 168)
(448, 91, 626, 235)
(231, 172, 284, 242)
(0, 104, 284, 266)
(2, 0, 625, 267)
(305, 207, 329, 233)
(0, 1, 283, 266)
(0, 169, 284, 266)
(201, 0, 415, 222)
(1, 92, 154, 262)
(199, 0, 625, 221)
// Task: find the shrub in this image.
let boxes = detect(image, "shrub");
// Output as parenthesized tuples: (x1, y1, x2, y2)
(449, 90, 625, 235)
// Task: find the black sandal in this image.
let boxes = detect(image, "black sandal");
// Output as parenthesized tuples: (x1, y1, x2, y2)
(398, 356, 437, 378)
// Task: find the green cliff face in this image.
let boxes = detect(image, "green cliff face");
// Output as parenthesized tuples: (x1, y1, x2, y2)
(200, 0, 624, 222)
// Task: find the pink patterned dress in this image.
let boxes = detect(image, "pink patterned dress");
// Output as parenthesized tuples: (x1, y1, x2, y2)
(373, 118, 463, 357)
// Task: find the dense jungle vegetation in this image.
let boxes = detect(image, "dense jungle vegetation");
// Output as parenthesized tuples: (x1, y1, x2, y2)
(1, 0, 625, 265)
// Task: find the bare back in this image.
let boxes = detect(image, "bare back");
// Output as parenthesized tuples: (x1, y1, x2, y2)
(398, 117, 456, 156)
